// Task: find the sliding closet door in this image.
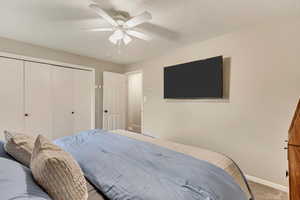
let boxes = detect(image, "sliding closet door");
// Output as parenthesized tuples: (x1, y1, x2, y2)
(24, 62, 53, 139)
(73, 70, 93, 133)
(52, 67, 74, 139)
(0, 57, 24, 139)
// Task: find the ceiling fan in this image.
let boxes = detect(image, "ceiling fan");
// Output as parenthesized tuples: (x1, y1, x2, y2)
(87, 3, 152, 45)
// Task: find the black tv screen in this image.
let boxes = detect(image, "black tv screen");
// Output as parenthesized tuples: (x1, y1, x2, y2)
(164, 56, 223, 99)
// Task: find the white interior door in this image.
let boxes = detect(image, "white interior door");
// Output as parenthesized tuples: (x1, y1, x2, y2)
(0, 57, 24, 140)
(103, 71, 127, 130)
(24, 62, 53, 139)
(52, 67, 74, 139)
(73, 69, 93, 133)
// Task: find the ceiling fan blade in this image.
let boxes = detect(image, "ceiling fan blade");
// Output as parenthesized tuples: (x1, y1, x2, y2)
(89, 4, 118, 27)
(123, 11, 152, 28)
(86, 28, 114, 32)
(126, 30, 151, 41)
(123, 34, 132, 45)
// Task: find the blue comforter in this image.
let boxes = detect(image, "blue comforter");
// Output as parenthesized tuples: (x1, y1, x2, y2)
(55, 129, 247, 200)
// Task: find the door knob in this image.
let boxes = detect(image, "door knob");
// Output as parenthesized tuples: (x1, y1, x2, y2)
(104, 110, 108, 113)
(24, 113, 29, 117)
(71, 111, 75, 114)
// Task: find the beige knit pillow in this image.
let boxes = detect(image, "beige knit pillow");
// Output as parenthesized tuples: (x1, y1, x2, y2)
(31, 135, 88, 200)
(4, 130, 35, 167)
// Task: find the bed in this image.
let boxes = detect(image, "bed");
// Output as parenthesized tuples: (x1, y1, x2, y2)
(0, 129, 253, 200)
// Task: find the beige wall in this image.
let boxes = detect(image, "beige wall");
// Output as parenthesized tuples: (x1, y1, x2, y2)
(0, 37, 125, 129)
(126, 18, 300, 186)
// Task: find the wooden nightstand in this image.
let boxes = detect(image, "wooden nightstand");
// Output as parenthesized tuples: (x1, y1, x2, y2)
(288, 99, 300, 200)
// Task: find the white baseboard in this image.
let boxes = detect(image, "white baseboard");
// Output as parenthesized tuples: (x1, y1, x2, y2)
(246, 174, 289, 193)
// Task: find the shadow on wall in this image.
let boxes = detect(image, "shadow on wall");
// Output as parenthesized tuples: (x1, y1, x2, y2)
(223, 57, 231, 100)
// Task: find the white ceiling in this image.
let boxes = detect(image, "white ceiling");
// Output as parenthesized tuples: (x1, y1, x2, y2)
(0, 0, 299, 64)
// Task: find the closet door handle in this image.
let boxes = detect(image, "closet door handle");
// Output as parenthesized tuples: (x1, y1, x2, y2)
(71, 111, 75, 115)
(24, 113, 29, 117)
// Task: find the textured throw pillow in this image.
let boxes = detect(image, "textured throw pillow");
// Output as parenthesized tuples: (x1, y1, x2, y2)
(3, 130, 35, 167)
(31, 135, 88, 200)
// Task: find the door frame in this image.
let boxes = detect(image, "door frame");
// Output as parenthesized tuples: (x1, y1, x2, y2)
(0, 51, 96, 130)
(125, 70, 144, 133)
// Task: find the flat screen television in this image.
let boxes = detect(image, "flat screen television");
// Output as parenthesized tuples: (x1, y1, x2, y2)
(164, 56, 223, 99)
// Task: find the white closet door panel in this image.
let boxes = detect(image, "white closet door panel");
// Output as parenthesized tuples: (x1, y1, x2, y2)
(25, 62, 53, 139)
(103, 71, 126, 131)
(73, 70, 92, 133)
(52, 67, 74, 139)
(0, 57, 24, 139)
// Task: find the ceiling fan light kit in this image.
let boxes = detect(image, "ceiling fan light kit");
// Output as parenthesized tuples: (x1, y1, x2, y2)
(88, 3, 152, 46)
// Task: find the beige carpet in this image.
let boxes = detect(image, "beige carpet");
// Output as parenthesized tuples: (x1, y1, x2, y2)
(249, 181, 288, 200)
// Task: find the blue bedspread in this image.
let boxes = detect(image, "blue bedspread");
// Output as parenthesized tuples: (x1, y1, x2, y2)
(54, 129, 247, 200)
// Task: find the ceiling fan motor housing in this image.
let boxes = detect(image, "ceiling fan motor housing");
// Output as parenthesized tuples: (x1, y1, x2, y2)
(88, 3, 152, 45)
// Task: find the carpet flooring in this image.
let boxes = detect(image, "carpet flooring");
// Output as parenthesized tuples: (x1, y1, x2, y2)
(249, 181, 288, 200)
